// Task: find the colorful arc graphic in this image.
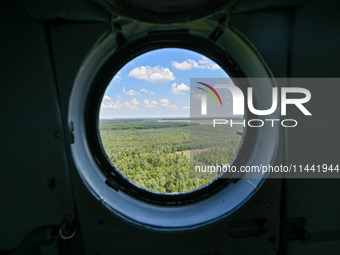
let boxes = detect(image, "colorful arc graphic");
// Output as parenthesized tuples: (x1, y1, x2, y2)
(196, 82, 223, 106)
(196, 87, 217, 105)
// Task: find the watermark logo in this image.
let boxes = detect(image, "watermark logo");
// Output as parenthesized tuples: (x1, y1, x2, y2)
(197, 81, 312, 116)
(191, 78, 312, 128)
(196, 82, 222, 114)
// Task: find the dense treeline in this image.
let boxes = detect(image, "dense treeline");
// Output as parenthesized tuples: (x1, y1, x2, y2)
(99, 119, 242, 193)
(100, 119, 199, 130)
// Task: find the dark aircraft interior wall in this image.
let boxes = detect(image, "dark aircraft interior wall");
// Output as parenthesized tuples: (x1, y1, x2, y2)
(1, 0, 340, 254)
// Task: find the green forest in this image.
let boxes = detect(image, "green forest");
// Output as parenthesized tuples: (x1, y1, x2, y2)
(99, 118, 242, 193)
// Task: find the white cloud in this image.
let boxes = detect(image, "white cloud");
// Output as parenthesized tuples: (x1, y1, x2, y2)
(140, 88, 155, 95)
(128, 66, 175, 83)
(130, 98, 140, 105)
(181, 106, 190, 109)
(101, 96, 140, 111)
(171, 83, 190, 95)
(169, 105, 178, 109)
(123, 98, 140, 111)
(112, 72, 122, 83)
(123, 87, 140, 96)
(144, 99, 156, 108)
(159, 99, 170, 106)
(117, 95, 121, 99)
(151, 101, 157, 105)
(210, 64, 220, 70)
(172, 59, 204, 70)
(199, 56, 220, 69)
(172, 61, 191, 70)
(198, 57, 209, 65)
(101, 99, 124, 109)
(172, 56, 221, 70)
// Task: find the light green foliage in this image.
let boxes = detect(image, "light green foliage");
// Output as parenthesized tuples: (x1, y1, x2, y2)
(99, 119, 242, 193)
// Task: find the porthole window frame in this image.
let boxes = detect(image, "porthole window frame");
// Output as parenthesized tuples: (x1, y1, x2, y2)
(69, 25, 280, 230)
(86, 34, 252, 205)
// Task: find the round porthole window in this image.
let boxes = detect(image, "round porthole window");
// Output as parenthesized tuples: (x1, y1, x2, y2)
(87, 43, 248, 205)
(69, 26, 279, 230)
(97, 48, 244, 197)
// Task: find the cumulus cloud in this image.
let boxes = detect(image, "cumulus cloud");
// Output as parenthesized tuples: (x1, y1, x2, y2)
(143, 99, 156, 108)
(117, 95, 121, 99)
(172, 56, 221, 70)
(199, 56, 220, 69)
(123, 98, 140, 111)
(101, 96, 140, 111)
(172, 59, 204, 70)
(140, 88, 155, 95)
(169, 105, 178, 109)
(128, 66, 175, 83)
(123, 87, 140, 96)
(130, 98, 140, 105)
(159, 99, 170, 106)
(112, 72, 122, 83)
(181, 106, 190, 109)
(171, 83, 190, 95)
(101, 99, 124, 109)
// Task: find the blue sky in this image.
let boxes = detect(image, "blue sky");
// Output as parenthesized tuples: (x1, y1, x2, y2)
(99, 48, 229, 119)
